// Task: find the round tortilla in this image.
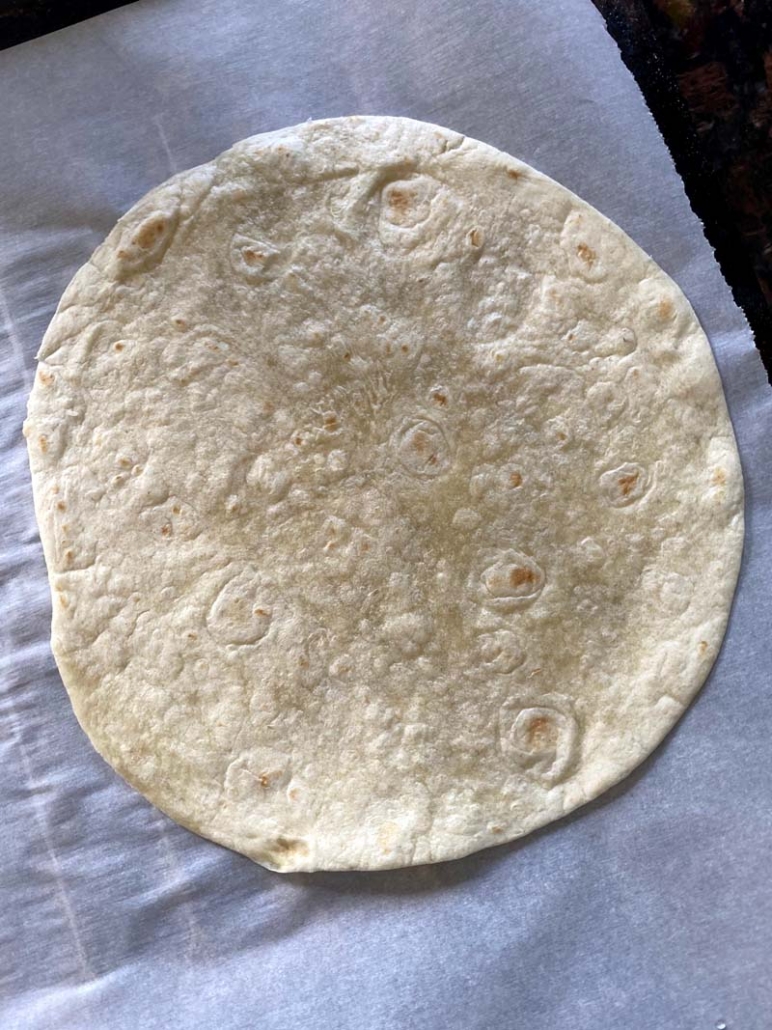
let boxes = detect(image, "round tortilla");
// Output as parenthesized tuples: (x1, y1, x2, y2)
(25, 116, 744, 872)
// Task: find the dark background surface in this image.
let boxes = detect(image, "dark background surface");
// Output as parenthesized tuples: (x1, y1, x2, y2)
(593, 0, 772, 379)
(2, 0, 771, 379)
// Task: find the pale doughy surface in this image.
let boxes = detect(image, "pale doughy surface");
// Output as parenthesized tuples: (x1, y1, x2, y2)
(25, 116, 743, 872)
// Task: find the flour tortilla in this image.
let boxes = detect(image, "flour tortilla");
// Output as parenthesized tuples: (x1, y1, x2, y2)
(25, 116, 744, 872)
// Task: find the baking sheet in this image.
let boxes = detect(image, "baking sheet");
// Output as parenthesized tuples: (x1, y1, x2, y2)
(1, 1, 771, 1027)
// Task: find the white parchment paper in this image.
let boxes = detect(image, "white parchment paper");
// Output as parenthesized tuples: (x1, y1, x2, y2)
(1, 1, 771, 1027)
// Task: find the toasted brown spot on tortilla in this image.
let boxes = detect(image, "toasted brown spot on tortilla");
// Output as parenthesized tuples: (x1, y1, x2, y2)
(576, 242, 596, 265)
(509, 566, 536, 587)
(657, 298, 673, 320)
(134, 217, 166, 249)
(526, 715, 556, 749)
(618, 471, 639, 496)
(38, 435, 48, 453)
(432, 391, 448, 406)
(506, 168, 520, 179)
(712, 468, 727, 486)
(242, 248, 264, 266)
(509, 471, 523, 487)
(387, 188, 410, 213)
(273, 836, 308, 855)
